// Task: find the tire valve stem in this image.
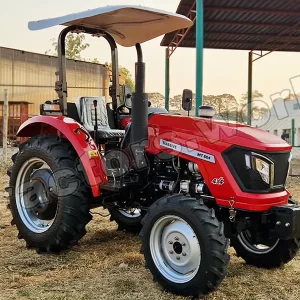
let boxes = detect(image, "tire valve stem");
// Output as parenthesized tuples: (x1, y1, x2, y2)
(229, 197, 236, 223)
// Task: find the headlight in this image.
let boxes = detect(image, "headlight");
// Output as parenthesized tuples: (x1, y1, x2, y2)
(253, 157, 271, 184)
(245, 153, 274, 187)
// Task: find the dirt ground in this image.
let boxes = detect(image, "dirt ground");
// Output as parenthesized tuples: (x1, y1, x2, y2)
(1, 158, 300, 300)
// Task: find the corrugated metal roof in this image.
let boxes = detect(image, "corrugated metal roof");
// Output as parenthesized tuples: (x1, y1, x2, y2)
(161, 0, 300, 52)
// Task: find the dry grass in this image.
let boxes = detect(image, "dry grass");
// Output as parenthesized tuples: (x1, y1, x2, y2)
(1, 167, 300, 299)
(290, 159, 300, 176)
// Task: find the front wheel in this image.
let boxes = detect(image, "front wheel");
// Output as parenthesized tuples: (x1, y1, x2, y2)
(140, 195, 230, 297)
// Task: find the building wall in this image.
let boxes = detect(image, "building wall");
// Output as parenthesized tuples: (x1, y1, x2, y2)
(0, 47, 110, 116)
(252, 98, 300, 146)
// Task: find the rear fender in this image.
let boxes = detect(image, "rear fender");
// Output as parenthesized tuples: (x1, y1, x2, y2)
(17, 115, 108, 197)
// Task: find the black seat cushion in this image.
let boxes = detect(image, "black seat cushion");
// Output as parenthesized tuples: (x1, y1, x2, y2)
(90, 129, 125, 140)
(67, 103, 81, 123)
(98, 130, 125, 139)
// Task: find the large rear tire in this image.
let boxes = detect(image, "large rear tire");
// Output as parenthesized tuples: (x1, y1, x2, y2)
(8, 135, 92, 253)
(231, 232, 300, 269)
(109, 207, 144, 233)
(140, 195, 230, 297)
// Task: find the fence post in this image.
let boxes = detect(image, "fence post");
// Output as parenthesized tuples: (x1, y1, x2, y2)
(291, 119, 295, 146)
(2, 89, 8, 163)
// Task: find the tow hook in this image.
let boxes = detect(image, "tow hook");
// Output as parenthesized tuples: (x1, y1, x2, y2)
(229, 198, 236, 223)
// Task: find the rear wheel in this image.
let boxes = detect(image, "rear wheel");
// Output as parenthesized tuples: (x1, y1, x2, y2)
(232, 198, 300, 268)
(231, 231, 300, 268)
(140, 195, 230, 297)
(109, 207, 144, 233)
(8, 135, 92, 253)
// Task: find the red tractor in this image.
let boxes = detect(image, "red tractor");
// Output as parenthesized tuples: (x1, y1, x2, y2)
(6, 5, 300, 297)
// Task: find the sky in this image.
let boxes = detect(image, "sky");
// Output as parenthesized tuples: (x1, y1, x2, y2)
(1, 0, 300, 106)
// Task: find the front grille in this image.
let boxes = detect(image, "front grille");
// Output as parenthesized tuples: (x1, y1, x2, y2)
(223, 147, 290, 193)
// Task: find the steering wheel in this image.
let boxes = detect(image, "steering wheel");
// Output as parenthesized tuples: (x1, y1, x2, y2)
(116, 103, 131, 116)
(116, 99, 152, 121)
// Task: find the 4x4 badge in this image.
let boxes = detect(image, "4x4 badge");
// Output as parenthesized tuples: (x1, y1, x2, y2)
(211, 177, 224, 185)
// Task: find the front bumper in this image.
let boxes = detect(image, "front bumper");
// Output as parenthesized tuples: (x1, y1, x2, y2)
(271, 204, 300, 240)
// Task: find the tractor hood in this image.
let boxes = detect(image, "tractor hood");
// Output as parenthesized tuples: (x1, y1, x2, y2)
(28, 5, 193, 47)
(148, 114, 291, 152)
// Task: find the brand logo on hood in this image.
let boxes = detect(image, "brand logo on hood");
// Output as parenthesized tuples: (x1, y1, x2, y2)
(160, 139, 215, 163)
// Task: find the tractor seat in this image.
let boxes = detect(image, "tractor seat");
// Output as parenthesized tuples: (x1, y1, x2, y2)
(78, 97, 125, 139)
(97, 129, 125, 139)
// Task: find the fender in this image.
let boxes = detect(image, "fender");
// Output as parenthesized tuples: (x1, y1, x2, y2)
(17, 115, 108, 197)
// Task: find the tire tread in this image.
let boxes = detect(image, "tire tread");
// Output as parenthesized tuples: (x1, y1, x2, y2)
(140, 194, 230, 297)
(9, 134, 92, 253)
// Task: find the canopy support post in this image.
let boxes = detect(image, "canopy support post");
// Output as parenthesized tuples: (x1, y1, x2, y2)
(196, 0, 204, 116)
(247, 51, 253, 125)
(165, 48, 170, 111)
(56, 25, 119, 115)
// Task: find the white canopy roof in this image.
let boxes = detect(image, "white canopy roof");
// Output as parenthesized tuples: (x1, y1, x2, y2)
(28, 5, 193, 47)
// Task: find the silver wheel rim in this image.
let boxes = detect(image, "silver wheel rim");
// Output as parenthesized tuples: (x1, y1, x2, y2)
(119, 208, 141, 218)
(15, 157, 58, 234)
(150, 215, 201, 283)
(238, 230, 279, 254)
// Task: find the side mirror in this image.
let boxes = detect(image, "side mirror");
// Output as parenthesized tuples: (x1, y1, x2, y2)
(182, 89, 193, 111)
(122, 84, 133, 109)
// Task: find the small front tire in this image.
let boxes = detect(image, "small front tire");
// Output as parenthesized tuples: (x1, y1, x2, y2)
(140, 194, 230, 297)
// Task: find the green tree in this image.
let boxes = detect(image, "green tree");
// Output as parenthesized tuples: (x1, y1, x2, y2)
(171, 94, 182, 111)
(171, 93, 238, 117)
(45, 33, 90, 60)
(46, 35, 134, 90)
(105, 63, 135, 91)
(284, 92, 300, 101)
(148, 93, 165, 107)
(240, 90, 264, 107)
(120, 66, 135, 90)
(90, 58, 100, 63)
(239, 90, 267, 123)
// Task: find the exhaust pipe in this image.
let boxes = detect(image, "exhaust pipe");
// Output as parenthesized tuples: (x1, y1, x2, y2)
(131, 43, 148, 145)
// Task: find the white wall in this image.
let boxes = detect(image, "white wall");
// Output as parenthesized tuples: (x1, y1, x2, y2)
(252, 98, 300, 146)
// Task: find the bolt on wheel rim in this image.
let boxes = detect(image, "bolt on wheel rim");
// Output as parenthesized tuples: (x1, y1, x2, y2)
(238, 230, 279, 254)
(15, 157, 58, 234)
(150, 215, 201, 283)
